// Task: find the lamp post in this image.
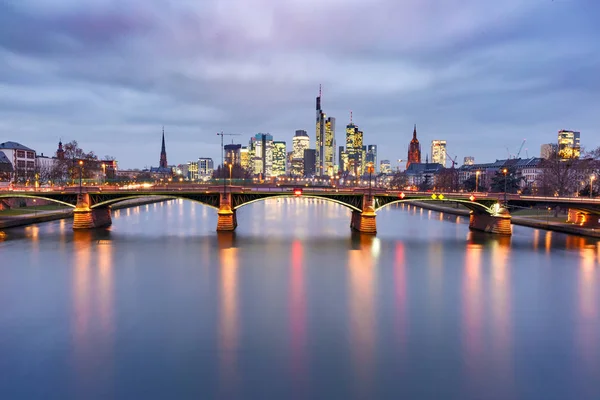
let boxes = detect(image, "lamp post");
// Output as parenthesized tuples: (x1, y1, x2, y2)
(228, 163, 233, 189)
(101, 163, 106, 185)
(475, 170, 480, 193)
(502, 168, 508, 205)
(223, 162, 228, 195)
(78, 160, 83, 195)
(591, 175, 595, 199)
(368, 162, 374, 199)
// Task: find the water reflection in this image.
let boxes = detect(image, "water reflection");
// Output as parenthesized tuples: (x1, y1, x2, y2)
(71, 235, 93, 393)
(393, 242, 408, 358)
(348, 234, 376, 397)
(578, 247, 599, 380)
(289, 240, 308, 392)
(218, 241, 239, 398)
(489, 238, 514, 397)
(1, 199, 600, 399)
(462, 241, 484, 391)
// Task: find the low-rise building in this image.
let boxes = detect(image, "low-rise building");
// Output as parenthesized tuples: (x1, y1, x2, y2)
(0, 141, 36, 183)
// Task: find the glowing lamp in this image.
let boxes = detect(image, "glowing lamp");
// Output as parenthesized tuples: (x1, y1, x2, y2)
(294, 189, 303, 196)
(399, 192, 405, 199)
(469, 195, 475, 202)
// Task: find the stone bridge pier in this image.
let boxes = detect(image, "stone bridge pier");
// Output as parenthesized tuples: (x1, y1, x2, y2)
(468, 207, 512, 235)
(217, 193, 237, 231)
(350, 195, 377, 234)
(72, 193, 112, 230)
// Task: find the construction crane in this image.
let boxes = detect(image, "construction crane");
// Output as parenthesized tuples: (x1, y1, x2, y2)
(516, 139, 526, 159)
(217, 132, 241, 192)
(445, 151, 458, 168)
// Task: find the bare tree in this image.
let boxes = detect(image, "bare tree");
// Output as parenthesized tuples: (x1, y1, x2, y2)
(538, 150, 597, 196)
(389, 171, 408, 190)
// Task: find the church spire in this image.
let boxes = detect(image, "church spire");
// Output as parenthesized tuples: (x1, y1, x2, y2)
(413, 124, 417, 139)
(159, 127, 168, 168)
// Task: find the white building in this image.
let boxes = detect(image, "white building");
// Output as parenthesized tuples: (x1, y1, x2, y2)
(431, 140, 447, 167)
(292, 130, 310, 176)
(0, 141, 36, 183)
(198, 158, 214, 179)
(380, 159, 392, 174)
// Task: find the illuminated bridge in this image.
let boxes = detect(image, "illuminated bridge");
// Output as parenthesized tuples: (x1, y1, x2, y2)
(2, 187, 600, 235)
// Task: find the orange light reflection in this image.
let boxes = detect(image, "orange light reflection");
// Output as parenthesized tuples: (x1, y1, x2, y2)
(218, 246, 239, 398)
(348, 238, 376, 396)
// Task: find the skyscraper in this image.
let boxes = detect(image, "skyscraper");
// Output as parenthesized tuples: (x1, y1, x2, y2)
(557, 130, 580, 159)
(345, 115, 364, 176)
(292, 130, 310, 176)
(407, 125, 421, 168)
(240, 147, 250, 170)
(431, 140, 447, 167)
(380, 160, 391, 174)
(224, 144, 242, 165)
(315, 86, 335, 177)
(325, 117, 336, 176)
(250, 133, 274, 177)
(272, 141, 287, 177)
(304, 149, 316, 177)
(366, 145, 377, 173)
(159, 127, 168, 168)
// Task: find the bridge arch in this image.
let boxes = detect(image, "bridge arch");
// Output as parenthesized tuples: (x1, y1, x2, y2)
(374, 197, 496, 215)
(232, 194, 363, 212)
(90, 195, 220, 210)
(0, 193, 76, 208)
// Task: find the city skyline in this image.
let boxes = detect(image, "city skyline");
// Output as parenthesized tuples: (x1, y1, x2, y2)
(1, 1, 599, 169)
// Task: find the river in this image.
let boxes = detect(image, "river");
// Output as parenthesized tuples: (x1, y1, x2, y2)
(1, 199, 599, 399)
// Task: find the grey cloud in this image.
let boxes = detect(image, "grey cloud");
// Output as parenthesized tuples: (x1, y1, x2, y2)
(0, 0, 599, 168)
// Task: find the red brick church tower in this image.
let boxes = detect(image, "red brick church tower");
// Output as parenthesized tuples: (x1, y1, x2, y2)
(406, 124, 421, 168)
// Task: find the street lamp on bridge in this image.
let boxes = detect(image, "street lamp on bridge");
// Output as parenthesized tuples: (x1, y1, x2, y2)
(591, 175, 596, 199)
(475, 170, 480, 193)
(78, 160, 84, 195)
(502, 168, 508, 205)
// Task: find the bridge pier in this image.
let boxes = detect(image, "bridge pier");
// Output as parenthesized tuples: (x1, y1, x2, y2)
(72, 194, 112, 230)
(567, 209, 600, 227)
(468, 208, 512, 235)
(350, 197, 377, 234)
(217, 193, 237, 231)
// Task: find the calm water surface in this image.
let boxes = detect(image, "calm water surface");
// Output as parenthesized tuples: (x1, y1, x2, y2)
(1, 199, 599, 399)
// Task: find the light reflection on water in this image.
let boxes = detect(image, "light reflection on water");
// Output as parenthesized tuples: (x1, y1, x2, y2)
(0, 199, 599, 399)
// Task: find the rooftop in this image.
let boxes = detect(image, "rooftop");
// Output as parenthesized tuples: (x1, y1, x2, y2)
(0, 141, 34, 151)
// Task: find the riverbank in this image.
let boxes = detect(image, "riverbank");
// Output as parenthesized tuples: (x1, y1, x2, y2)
(0, 197, 167, 229)
(410, 201, 600, 239)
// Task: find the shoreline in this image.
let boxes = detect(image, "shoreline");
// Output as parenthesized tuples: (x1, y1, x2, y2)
(0, 197, 167, 230)
(410, 201, 600, 239)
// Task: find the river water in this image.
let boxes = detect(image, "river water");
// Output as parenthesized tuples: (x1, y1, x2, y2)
(1, 199, 599, 399)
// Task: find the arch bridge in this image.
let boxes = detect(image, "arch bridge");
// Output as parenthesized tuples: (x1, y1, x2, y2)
(0, 188, 514, 235)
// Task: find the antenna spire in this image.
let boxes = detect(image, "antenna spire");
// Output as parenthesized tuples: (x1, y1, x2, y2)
(319, 84, 322, 97)
(350, 110, 353, 124)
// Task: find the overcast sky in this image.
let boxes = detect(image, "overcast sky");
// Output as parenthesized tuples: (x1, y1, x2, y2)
(1, 0, 599, 169)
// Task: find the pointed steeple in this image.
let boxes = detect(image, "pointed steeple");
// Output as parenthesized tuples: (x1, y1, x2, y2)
(159, 127, 168, 168)
(413, 124, 417, 139)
